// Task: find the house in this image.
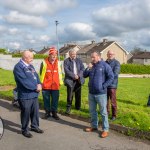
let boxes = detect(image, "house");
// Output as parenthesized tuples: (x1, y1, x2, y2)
(77, 39, 130, 64)
(131, 51, 150, 65)
(59, 44, 80, 58)
(37, 47, 50, 55)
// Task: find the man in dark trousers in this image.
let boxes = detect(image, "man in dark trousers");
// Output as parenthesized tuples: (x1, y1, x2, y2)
(106, 50, 120, 121)
(64, 49, 85, 114)
(13, 50, 43, 138)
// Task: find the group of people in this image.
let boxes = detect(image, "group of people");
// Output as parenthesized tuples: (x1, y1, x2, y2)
(13, 47, 120, 138)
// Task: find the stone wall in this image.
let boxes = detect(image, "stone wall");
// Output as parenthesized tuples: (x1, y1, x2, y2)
(0, 54, 45, 72)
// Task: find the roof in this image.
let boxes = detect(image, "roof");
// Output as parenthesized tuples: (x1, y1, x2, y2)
(77, 43, 97, 54)
(59, 44, 79, 55)
(37, 47, 49, 54)
(132, 52, 150, 59)
(86, 41, 114, 54)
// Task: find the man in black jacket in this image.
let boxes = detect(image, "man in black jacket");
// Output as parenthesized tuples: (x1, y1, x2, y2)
(64, 49, 85, 114)
(106, 50, 120, 121)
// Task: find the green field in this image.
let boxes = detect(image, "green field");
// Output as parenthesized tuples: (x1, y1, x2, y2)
(0, 68, 150, 133)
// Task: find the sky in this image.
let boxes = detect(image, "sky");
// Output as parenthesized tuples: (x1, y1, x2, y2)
(0, 0, 150, 51)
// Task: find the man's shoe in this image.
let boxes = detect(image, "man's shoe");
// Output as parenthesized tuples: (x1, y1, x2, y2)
(52, 112, 60, 120)
(101, 131, 108, 138)
(43, 112, 51, 119)
(31, 128, 44, 134)
(85, 127, 98, 132)
(111, 117, 116, 121)
(75, 107, 80, 110)
(22, 132, 33, 138)
(65, 107, 71, 115)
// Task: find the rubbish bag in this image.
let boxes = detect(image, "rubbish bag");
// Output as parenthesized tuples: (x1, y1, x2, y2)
(147, 95, 150, 107)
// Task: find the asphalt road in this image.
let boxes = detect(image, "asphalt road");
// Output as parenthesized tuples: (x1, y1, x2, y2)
(0, 99, 149, 150)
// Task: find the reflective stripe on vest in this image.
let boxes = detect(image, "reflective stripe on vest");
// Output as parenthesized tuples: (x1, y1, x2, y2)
(40, 60, 63, 85)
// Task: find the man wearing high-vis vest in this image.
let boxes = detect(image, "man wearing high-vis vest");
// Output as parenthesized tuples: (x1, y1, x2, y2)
(40, 47, 63, 120)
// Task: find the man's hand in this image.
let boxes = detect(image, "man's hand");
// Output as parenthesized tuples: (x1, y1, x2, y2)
(88, 63, 93, 69)
(36, 84, 42, 92)
(75, 75, 79, 80)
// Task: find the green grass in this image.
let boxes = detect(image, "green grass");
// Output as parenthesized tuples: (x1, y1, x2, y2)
(0, 68, 150, 132)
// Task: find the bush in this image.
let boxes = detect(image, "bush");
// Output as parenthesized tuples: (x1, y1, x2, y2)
(121, 64, 150, 74)
(12, 53, 65, 60)
(0, 48, 7, 54)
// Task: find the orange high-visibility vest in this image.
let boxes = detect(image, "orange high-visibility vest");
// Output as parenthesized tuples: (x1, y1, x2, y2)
(40, 58, 63, 90)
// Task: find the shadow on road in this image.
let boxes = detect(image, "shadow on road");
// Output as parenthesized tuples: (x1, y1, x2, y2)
(39, 112, 92, 132)
(3, 119, 21, 134)
(0, 99, 20, 112)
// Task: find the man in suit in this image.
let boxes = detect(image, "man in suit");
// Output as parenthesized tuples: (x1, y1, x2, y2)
(64, 49, 85, 114)
(13, 50, 43, 138)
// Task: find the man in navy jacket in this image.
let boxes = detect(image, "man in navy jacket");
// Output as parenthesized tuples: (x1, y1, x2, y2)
(13, 50, 43, 138)
(84, 51, 114, 138)
(64, 49, 85, 114)
(106, 50, 120, 121)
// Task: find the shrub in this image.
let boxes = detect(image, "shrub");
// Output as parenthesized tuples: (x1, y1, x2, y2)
(12, 53, 65, 60)
(121, 64, 150, 74)
(0, 48, 7, 54)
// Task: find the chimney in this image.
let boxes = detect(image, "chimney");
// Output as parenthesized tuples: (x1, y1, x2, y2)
(103, 39, 108, 45)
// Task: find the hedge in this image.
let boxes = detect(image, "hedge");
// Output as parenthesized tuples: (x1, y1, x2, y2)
(12, 53, 65, 60)
(121, 64, 150, 74)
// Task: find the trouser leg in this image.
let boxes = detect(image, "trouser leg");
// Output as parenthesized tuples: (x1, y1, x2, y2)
(88, 93, 98, 128)
(67, 86, 74, 107)
(96, 94, 109, 131)
(74, 83, 81, 109)
(42, 90, 51, 112)
(51, 90, 59, 112)
(30, 98, 39, 129)
(110, 89, 117, 117)
(19, 99, 32, 133)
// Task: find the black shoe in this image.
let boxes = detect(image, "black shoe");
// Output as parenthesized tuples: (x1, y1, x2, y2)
(43, 112, 51, 119)
(22, 132, 33, 138)
(111, 117, 116, 121)
(31, 128, 44, 134)
(65, 107, 71, 115)
(75, 107, 80, 110)
(52, 112, 60, 120)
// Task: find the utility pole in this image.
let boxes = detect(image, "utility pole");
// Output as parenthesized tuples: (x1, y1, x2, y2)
(55, 20, 60, 60)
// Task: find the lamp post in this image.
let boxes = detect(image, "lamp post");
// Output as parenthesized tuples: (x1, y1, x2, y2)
(55, 20, 60, 60)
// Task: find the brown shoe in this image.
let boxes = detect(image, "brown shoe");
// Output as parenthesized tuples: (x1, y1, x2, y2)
(85, 127, 98, 132)
(101, 131, 109, 138)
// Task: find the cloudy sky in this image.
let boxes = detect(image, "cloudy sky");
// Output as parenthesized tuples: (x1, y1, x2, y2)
(0, 0, 150, 51)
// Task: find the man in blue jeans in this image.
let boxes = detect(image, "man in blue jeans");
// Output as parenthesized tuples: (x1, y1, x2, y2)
(83, 51, 114, 138)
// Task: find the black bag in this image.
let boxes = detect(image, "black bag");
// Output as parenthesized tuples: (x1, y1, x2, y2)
(147, 95, 150, 107)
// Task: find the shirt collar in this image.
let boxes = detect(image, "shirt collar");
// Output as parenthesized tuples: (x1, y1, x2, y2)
(20, 59, 30, 67)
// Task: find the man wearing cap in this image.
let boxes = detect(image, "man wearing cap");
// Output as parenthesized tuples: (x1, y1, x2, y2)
(40, 47, 63, 120)
(64, 49, 85, 114)
(13, 50, 43, 138)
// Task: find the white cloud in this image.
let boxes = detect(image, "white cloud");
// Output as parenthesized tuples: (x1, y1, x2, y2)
(61, 22, 96, 42)
(9, 42, 21, 49)
(92, 0, 150, 37)
(0, 0, 76, 16)
(8, 28, 19, 34)
(4, 11, 48, 28)
(39, 35, 50, 42)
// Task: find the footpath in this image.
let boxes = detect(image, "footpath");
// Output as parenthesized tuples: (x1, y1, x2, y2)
(0, 99, 150, 150)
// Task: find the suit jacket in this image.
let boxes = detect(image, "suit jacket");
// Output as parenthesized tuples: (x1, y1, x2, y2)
(64, 57, 85, 87)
